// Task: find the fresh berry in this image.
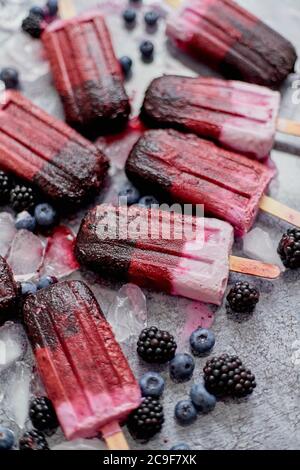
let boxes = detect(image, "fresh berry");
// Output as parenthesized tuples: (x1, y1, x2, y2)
(21, 281, 38, 297)
(118, 182, 140, 205)
(29, 6, 45, 19)
(34, 203, 57, 227)
(190, 382, 216, 413)
(0, 67, 19, 89)
(144, 11, 159, 26)
(174, 400, 197, 426)
(226, 281, 260, 313)
(22, 14, 43, 39)
(190, 328, 215, 356)
(137, 326, 177, 363)
(169, 353, 195, 382)
(138, 195, 159, 208)
(123, 9, 136, 24)
(127, 397, 164, 440)
(37, 275, 58, 291)
(203, 354, 256, 397)
(30, 397, 58, 432)
(139, 372, 165, 398)
(0, 170, 13, 204)
(19, 430, 49, 450)
(170, 443, 191, 450)
(46, 0, 58, 16)
(278, 228, 300, 269)
(140, 40, 154, 59)
(15, 211, 36, 232)
(10, 185, 36, 212)
(0, 426, 15, 450)
(119, 56, 133, 75)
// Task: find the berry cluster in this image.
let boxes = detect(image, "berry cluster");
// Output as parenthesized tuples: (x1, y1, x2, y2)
(22, 1, 58, 39)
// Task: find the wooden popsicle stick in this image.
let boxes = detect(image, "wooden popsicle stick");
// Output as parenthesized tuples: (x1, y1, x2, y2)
(59, 0, 76, 20)
(259, 195, 300, 228)
(229, 256, 280, 279)
(277, 118, 300, 138)
(101, 422, 130, 450)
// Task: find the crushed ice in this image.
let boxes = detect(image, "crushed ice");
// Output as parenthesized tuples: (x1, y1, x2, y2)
(0, 322, 28, 373)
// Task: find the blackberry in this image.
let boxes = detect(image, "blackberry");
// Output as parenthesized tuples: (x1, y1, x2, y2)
(19, 430, 49, 450)
(22, 14, 43, 39)
(10, 185, 36, 212)
(278, 228, 300, 269)
(226, 281, 259, 313)
(0, 170, 13, 204)
(127, 397, 164, 440)
(137, 326, 177, 363)
(203, 354, 256, 397)
(29, 397, 58, 432)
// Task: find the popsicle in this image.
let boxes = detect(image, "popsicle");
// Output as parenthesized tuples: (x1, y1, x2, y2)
(75, 204, 280, 306)
(126, 129, 300, 236)
(42, 8, 131, 137)
(166, 0, 297, 88)
(0, 90, 108, 208)
(23, 280, 141, 449)
(141, 76, 280, 160)
(0, 256, 19, 318)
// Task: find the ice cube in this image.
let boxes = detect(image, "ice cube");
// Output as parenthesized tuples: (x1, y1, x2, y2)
(243, 227, 284, 268)
(0, 322, 28, 373)
(0, 212, 16, 258)
(7, 230, 45, 281)
(40, 226, 79, 279)
(52, 439, 106, 451)
(2, 362, 31, 429)
(107, 284, 147, 343)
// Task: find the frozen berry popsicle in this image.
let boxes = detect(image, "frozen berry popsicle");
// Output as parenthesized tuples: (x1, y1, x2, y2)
(0, 256, 19, 319)
(125, 129, 275, 236)
(166, 0, 297, 88)
(42, 11, 130, 137)
(76, 203, 234, 305)
(23, 281, 141, 446)
(0, 91, 108, 208)
(141, 76, 280, 160)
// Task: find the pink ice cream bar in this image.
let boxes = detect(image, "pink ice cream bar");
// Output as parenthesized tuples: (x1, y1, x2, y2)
(125, 129, 275, 236)
(75, 204, 234, 306)
(23, 281, 141, 440)
(141, 76, 280, 160)
(166, 0, 297, 88)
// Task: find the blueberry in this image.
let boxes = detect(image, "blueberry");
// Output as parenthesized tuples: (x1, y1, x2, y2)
(0, 67, 19, 90)
(144, 11, 160, 27)
(140, 40, 154, 59)
(174, 400, 197, 425)
(15, 211, 36, 232)
(169, 353, 195, 382)
(138, 195, 159, 208)
(46, 0, 58, 16)
(190, 383, 216, 413)
(190, 328, 215, 356)
(29, 6, 45, 18)
(139, 372, 165, 398)
(119, 56, 133, 76)
(170, 443, 191, 450)
(118, 182, 141, 205)
(21, 281, 37, 297)
(37, 275, 57, 291)
(0, 426, 15, 450)
(34, 203, 57, 227)
(123, 9, 136, 24)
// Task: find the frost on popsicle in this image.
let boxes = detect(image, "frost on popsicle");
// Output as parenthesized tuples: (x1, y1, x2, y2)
(107, 284, 147, 343)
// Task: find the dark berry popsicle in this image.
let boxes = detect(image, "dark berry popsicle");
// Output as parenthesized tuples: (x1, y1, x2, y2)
(0, 256, 19, 318)
(23, 280, 141, 442)
(42, 12, 131, 137)
(0, 90, 108, 208)
(166, 0, 297, 88)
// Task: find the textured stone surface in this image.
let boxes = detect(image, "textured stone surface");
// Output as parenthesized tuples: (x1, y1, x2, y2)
(0, 0, 300, 451)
